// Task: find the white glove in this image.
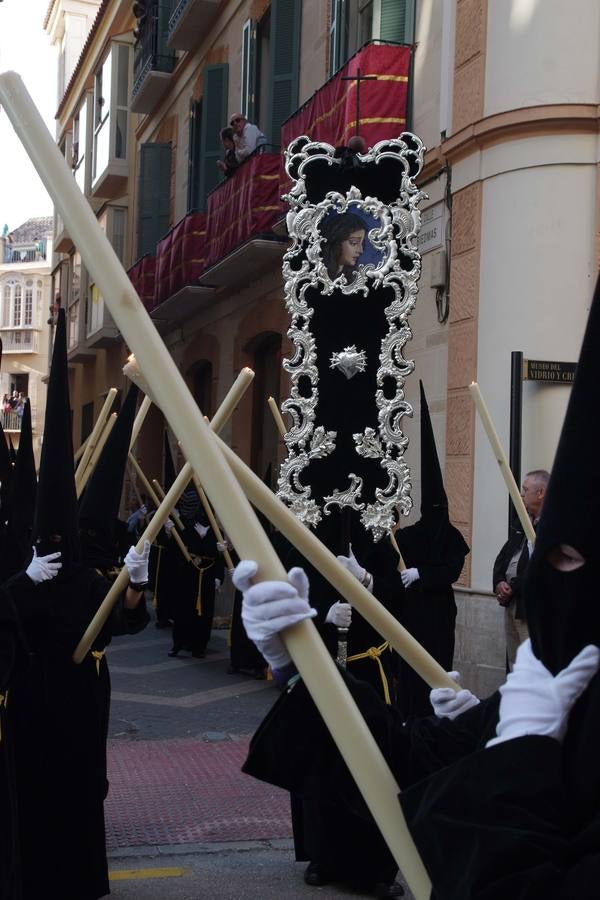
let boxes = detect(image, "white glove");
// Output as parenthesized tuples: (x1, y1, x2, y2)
(487, 639, 600, 747)
(336, 544, 372, 591)
(227, 567, 235, 577)
(139, 504, 148, 517)
(527, 539, 534, 556)
(401, 567, 420, 588)
(233, 560, 317, 671)
(325, 601, 352, 628)
(430, 671, 480, 720)
(216, 541, 228, 553)
(164, 518, 174, 535)
(124, 541, 151, 583)
(194, 522, 210, 538)
(25, 548, 62, 584)
(215, 578, 222, 591)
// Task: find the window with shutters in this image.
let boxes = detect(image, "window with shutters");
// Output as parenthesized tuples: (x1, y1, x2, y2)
(137, 142, 172, 258)
(73, 93, 91, 195)
(267, 0, 301, 145)
(241, 19, 258, 122)
(330, 0, 415, 72)
(198, 64, 229, 209)
(187, 99, 203, 212)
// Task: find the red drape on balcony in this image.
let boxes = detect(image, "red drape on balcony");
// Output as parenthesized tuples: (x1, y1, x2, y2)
(180, 212, 208, 287)
(205, 152, 280, 269)
(128, 255, 156, 312)
(154, 229, 172, 306)
(281, 43, 411, 152)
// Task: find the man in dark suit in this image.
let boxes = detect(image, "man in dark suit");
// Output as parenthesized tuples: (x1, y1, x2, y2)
(493, 469, 549, 668)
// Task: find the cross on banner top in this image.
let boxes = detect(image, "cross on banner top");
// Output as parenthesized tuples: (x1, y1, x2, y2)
(341, 67, 378, 136)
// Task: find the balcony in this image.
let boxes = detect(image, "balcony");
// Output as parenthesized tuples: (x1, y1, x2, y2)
(197, 149, 286, 289)
(1, 410, 21, 432)
(281, 41, 411, 152)
(131, 2, 176, 114)
(167, 0, 219, 51)
(3, 242, 48, 265)
(0, 329, 40, 353)
(130, 212, 215, 331)
(54, 212, 74, 254)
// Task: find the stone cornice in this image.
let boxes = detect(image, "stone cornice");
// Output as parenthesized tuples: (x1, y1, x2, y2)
(419, 103, 600, 185)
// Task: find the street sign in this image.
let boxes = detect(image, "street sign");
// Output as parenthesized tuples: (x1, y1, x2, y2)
(523, 359, 576, 383)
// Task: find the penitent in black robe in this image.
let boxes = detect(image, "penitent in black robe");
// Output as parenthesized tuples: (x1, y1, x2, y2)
(171, 523, 224, 656)
(5, 565, 148, 900)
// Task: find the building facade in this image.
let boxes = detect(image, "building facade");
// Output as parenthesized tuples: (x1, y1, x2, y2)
(0, 217, 53, 467)
(42, 0, 600, 692)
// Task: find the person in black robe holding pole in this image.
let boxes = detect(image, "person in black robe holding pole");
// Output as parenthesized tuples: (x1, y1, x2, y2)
(236, 274, 600, 899)
(6, 309, 150, 900)
(393, 381, 469, 720)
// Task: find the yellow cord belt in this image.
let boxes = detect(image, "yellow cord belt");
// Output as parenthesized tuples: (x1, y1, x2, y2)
(91, 650, 105, 676)
(0, 690, 8, 743)
(189, 556, 215, 616)
(347, 640, 392, 705)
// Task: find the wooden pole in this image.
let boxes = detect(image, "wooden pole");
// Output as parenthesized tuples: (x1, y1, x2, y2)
(75, 387, 117, 482)
(128, 453, 184, 530)
(74, 367, 256, 662)
(469, 382, 536, 543)
(129, 395, 152, 450)
(74, 433, 90, 464)
(150, 478, 192, 562)
(267, 395, 287, 438)
(0, 73, 430, 898)
(190, 474, 235, 570)
(389, 530, 407, 572)
(213, 433, 456, 691)
(76, 413, 117, 498)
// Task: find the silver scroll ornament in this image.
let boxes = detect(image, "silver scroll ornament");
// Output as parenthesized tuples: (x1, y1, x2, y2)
(277, 134, 425, 540)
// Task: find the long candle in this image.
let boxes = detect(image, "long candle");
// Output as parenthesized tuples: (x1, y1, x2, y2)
(469, 382, 536, 543)
(1, 72, 430, 898)
(267, 395, 287, 438)
(75, 387, 117, 481)
(76, 413, 117, 498)
(213, 433, 455, 691)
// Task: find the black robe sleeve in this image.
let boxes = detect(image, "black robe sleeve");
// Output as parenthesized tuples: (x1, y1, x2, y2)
(400, 735, 600, 900)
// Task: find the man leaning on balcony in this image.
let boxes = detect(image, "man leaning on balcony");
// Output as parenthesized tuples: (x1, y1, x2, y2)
(230, 113, 266, 164)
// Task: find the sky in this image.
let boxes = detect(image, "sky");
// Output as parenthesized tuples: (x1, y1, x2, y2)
(0, 0, 57, 232)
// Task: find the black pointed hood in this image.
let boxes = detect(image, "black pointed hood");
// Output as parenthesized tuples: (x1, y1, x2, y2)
(78, 383, 139, 568)
(164, 430, 176, 491)
(525, 275, 600, 672)
(32, 308, 80, 568)
(419, 380, 447, 515)
(394, 382, 469, 569)
(4, 400, 37, 572)
(0, 420, 12, 522)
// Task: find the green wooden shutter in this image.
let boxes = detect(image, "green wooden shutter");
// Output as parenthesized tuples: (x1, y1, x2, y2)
(187, 99, 202, 211)
(137, 141, 172, 259)
(199, 63, 229, 209)
(380, 0, 415, 43)
(241, 19, 258, 122)
(267, 0, 302, 145)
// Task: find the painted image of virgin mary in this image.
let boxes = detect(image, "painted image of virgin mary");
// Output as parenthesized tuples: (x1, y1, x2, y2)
(320, 212, 366, 281)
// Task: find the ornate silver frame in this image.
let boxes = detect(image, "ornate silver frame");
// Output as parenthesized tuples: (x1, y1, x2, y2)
(277, 135, 425, 540)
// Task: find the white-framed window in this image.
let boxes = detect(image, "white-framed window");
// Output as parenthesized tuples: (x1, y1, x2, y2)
(73, 94, 90, 194)
(92, 43, 131, 183)
(68, 301, 80, 349)
(24, 281, 33, 327)
(87, 207, 126, 337)
(2, 284, 11, 326)
(12, 285, 22, 327)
